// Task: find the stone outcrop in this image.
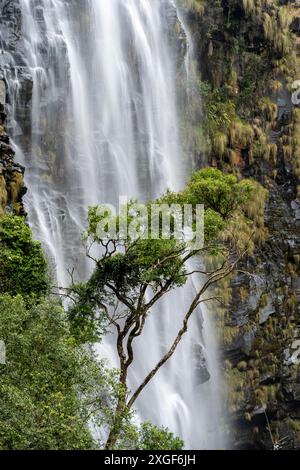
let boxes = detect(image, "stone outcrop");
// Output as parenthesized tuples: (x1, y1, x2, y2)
(0, 78, 26, 217)
(0, 0, 31, 217)
(225, 132, 300, 449)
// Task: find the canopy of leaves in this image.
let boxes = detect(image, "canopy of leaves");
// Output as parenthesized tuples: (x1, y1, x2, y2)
(185, 168, 254, 218)
(136, 422, 184, 450)
(0, 216, 184, 450)
(0, 293, 184, 450)
(0, 216, 48, 298)
(69, 168, 258, 342)
(0, 295, 99, 449)
(116, 421, 184, 450)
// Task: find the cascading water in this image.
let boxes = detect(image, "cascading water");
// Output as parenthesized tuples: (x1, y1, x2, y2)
(2, 0, 226, 449)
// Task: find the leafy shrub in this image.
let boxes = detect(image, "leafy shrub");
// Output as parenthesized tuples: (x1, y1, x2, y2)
(0, 216, 48, 298)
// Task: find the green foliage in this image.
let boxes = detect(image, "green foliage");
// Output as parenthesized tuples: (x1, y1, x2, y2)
(199, 82, 236, 135)
(236, 54, 265, 117)
(0, 295, 98, 449)
(113, 420, 184, 451)
(68, 281, 106, 343)
(0, 293, 184, 450)
(185, 168, 254, 219)
(0, 216, 48, 298)
(135, 422, 184, 450)
(0, 216, 185, 450)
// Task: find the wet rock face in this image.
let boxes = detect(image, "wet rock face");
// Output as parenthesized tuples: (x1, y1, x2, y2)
(0, 80, 5, 105)
(0, 0, 27, 218)
(0, 0, 21, 50)
(0, 0, 33, 135)
(0, 80, 26, 217)
(162, 0, 187, 70)
(225, 172, 300, 449)
(223, 95, 300, 449)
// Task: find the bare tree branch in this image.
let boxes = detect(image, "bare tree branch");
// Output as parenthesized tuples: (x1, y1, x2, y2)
(127, 248, 247, 409)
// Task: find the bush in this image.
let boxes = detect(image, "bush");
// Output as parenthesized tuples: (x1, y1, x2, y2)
(0, 216, 48, 298)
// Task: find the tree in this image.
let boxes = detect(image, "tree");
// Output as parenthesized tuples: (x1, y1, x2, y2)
(118, 422, 184, 450)
(0, 216, 184, 450)
(68, 168, 263, 449)
(0, 291, 186, 450)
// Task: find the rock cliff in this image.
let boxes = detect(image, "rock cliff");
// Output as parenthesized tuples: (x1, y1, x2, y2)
(0, 78, 26, 217)
(0, 0, 27, 217)
(179, 0, 300, 449)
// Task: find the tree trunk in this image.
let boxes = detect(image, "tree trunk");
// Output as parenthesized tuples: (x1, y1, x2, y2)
(105, 390, 128, 450)
(105, 355, 128, 450)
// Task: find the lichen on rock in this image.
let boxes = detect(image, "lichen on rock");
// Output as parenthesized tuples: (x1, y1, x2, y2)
(178, 0, 300, 450)
(0, 79, 26, 217)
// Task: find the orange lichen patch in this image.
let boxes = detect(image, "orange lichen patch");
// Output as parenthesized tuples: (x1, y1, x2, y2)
(8, 172, 24, 216)
(0, 172, 8, 217)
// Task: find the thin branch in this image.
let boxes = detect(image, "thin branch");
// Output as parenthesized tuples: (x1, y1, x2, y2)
(127, 249, 247, 409)
(106, 282, 135, 312)
(97, 300, 121, 334)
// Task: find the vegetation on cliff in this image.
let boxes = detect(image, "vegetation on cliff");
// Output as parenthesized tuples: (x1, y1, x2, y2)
(178, 0, 300, 450)
(0, 94, 26, 218)
(179, 0, 300, 178)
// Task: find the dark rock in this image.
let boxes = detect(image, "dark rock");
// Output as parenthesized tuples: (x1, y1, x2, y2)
(192, 344, 210, 385)
(162, 1, 187, 71)
(181, 0, 300, 449)
(0, 79, 5, 105)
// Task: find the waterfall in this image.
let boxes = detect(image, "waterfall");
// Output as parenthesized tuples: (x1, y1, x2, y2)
(3, 0, 225, 449)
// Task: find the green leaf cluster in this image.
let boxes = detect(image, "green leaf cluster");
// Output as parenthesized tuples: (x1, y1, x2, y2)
(0, 216, 48, 298)
(0, 295, 98, 449)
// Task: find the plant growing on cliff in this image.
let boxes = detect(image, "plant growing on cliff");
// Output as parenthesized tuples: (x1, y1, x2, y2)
(67, 168, 263, 449)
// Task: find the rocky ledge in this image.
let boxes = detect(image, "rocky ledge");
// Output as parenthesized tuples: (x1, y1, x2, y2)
(179, 0, 300, 449)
